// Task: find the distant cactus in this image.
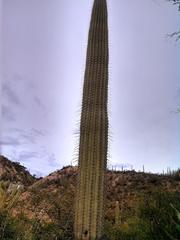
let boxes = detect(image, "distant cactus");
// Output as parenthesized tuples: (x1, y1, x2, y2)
(115, 201, 120, 226)
(74, 0, 109, 239)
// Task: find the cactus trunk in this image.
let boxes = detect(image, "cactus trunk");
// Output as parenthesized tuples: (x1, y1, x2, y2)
(74, 0, 109, 239)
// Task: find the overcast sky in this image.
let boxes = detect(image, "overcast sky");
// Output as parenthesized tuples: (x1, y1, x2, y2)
(0, 0, 180, 176)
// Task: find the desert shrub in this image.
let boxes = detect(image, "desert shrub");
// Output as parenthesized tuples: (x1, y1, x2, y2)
(104, 220, 141, 240)
(103, 190, 180, 240)
(0, 214, 20, 239)
(0, 181, 22, 239)
(138, 190, 180, 240)
(31, 222, 74, 240)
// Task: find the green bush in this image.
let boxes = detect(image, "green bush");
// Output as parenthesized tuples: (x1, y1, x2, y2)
(103, 191, 180, 240)
(138, 191, 180, 240)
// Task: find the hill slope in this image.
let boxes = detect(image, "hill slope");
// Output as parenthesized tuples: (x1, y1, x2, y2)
(0, 155, 36, 186)
(0, 156, 179, 223)
(15, 166, 180, 223)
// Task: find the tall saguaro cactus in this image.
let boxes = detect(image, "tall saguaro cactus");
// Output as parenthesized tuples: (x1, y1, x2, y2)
(74, 0, 109, 239)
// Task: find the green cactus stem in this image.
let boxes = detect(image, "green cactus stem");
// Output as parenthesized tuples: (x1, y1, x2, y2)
(115, 201, 120, 226)
(74, 0, 109, 239)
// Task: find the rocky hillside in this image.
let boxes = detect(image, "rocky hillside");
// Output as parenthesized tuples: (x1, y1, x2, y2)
(0, 155, 36, 186)
(15, 166, 180, 223)
(0, 156, 179, 224)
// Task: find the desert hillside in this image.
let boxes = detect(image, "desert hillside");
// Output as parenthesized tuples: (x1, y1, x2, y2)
(0, 156, 179, 239)
(0, 156, 178, 220)
(0, 156, 36, 186)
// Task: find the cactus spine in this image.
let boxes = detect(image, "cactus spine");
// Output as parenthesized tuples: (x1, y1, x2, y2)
(74, 0, 109, 239)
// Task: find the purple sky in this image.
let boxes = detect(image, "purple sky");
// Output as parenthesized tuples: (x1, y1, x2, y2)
(1, 0, 180, 176)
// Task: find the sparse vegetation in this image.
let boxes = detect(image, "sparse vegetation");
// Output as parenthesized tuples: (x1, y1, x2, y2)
(1, 187, 179, 239)
(0, 157, 179, 239)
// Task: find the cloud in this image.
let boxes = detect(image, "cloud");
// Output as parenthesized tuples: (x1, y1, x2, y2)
(20, 133, 36, 144)
(6, 128, 47, 145)
(0, 129, 38, 147)
(2, 128, 36, 145)
(31, 128, 46, 137)
(34, 96, 46, 110)
(17, 148, 59, 176)
(2, 83, 21, 106)
(18, 151, 39, 161)
(18, 148, 58, 167)
(20, 128, 47, 143)
(38, 148, 59, 168)
(0, 137, 20, 146)
(46, 153, 58, 168)
(176, 88, 180, 100)
(2, 105, 16, 122)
